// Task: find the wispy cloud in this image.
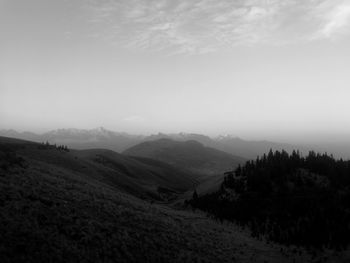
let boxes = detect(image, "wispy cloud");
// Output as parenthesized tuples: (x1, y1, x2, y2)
(313, 0, 350, 39)
(86, 0, 350, 55)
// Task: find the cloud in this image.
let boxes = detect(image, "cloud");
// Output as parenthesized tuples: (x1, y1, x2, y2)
(316, 0, 350, 39)
(86, 0, 350, 55)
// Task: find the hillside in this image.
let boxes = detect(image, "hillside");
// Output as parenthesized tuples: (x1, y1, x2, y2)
(0, 136, 330, 262)
(123, 138, 246, 177)
(0, 137, 196, 201)
(190, 150, 350, 250)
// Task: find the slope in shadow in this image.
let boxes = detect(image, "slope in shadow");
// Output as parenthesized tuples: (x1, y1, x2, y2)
(123, 138, 246, 179)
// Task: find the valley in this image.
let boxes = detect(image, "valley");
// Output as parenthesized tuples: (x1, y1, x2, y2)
(1, 136, 349, 262)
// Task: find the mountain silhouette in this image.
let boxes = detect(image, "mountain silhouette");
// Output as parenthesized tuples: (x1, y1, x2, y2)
(0, 128, 300, 159)
(123, 138, 246, 177)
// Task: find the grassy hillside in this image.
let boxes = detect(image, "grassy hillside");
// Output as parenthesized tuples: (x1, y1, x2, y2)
(0, 137, 196, 200)
(0, 137, 331, 262)
(123, 138, 246, 178)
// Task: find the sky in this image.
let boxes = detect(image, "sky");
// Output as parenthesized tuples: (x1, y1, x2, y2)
(1, 0, 350, 142)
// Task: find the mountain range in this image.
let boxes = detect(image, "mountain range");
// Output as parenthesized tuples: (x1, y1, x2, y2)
(0, 127, 297, 159)
(1, 135, 322, 262)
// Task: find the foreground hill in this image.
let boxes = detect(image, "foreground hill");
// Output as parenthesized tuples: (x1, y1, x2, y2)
(0, 136, 331, 262)
(0, 137, 196, 200)
(190, 150, 350, 250)
(123, 138, 246, 177)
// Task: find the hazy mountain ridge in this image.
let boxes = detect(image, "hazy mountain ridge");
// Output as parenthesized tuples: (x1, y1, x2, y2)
(212, 135, 296, 159)
(0, 128, 144, 153)
(147, 133, 296, 159)
(123, 138, 246, 177)
(0, 128, 300, 159)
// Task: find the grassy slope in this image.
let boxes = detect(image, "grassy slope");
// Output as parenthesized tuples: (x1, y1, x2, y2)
(0, 137, 347, 262)
(0, 136, 196, 200)
(0, 166, 312, 263)
(73, 149, 197, 195)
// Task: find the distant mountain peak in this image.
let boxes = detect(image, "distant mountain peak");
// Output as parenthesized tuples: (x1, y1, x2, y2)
(216, 135, 242, 141)
(89, 127, 112, 137)
(92, 126, 108, 133)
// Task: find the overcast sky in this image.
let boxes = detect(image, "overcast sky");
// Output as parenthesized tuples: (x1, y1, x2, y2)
(1, 0, 350, 142)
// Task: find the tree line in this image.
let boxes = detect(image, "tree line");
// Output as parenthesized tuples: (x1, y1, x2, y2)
(189, 150, 350, 249)
(38, 141, 69, 152)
